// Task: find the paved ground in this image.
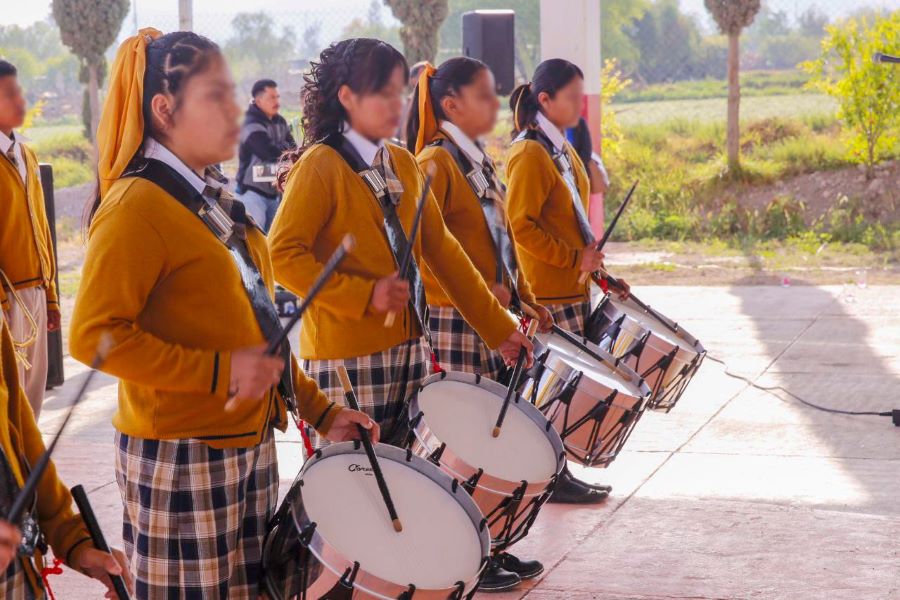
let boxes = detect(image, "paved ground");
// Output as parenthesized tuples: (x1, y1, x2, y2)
(40, 285, 899, 599)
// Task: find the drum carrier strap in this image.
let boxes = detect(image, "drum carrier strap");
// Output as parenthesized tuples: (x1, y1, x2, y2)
(127, 159, 296, 412)
(513, 128, 595, 246)
(322, 134, 430, 344)
(428, 135, 522, 310)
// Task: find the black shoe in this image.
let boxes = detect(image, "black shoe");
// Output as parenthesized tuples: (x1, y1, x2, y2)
(478, 560, 522, 592)
(559, 466, 613, 493)
(495, 552, 544, 580)
(547, 469, 609, 504)
(582, 481, 613, 493)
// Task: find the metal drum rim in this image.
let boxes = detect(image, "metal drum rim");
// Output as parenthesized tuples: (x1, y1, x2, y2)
(409, 371, 567, 495)
(291, 441, 491, 597)
(540, 353, 652, 407)
(601, 293, 704, 356)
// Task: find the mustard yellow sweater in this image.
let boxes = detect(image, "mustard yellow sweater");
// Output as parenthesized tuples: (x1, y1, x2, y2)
(506, 138, 592, 303)
(1, 321, 92, 595)
(70, 176, 337, 448)
(268, 142, 518, 360)
(416, 134, 537, 309)
(0, 144, 58, 310)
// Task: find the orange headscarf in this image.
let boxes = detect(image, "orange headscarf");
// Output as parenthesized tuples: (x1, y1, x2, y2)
(413, 62, 438, 154)
(96, 27, 163, 197)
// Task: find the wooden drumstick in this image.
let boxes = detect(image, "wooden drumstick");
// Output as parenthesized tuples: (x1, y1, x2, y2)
(336, 365, 403, 533)
(492, 319, 539, 438)
(384, 163, 436, 329)
(578, 180, 639, 285)
(7, 333, 114, 525)
(71, 485, 131, 600)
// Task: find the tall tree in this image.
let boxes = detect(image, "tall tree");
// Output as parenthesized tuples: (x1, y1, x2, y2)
(384, 0, 449, 63)
(52, 0, 129, 147)
(704, 0, 761, 171)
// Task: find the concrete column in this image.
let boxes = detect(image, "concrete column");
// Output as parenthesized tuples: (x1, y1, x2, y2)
(539, 0, 602, 152)
(178, 0, 193, 31)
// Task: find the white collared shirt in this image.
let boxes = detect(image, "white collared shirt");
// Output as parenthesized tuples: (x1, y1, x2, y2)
(535, 112, 567, 153)
(342, 122, 385, 167)
(439, 120, 486, 165)
(143, 137, 223, 195)
(1, 130, 28, 183)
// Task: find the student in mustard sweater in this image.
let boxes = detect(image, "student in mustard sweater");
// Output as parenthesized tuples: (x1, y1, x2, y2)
(268, 38, 533, 449)
(0, 319, 132, 599)
(69, 30, 373, 600)
(0, 60, 59, 418)
(404, 56, 554, 593)
(506, 59, 631, 504)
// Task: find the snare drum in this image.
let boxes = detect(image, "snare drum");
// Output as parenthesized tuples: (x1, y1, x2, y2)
(262, 442, 490, 600)
(525, 327, 651, 468)
(408, 372, 565, 552)
(586, 293, 706, 412)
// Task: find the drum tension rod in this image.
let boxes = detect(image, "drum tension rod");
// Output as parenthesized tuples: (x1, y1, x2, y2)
(397, 583, 416, 599)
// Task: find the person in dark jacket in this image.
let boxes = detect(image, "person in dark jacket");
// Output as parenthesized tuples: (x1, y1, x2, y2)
(236, 79, 296, 232)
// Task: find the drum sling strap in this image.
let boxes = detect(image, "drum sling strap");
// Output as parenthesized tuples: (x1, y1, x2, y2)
(128, 159, 296, 412)
(322, 134, 430, 344)
(428, 136, 522, 310)
(513, 128, 595, 246)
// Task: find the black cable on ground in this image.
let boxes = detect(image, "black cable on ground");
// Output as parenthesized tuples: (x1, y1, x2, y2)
(704, 354, 897, 423)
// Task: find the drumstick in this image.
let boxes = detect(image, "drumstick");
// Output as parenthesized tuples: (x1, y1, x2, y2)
(590, 270, 679, 335)
(336, 365, 403, 533)
(492, 319, 539, 438)
(71, 485, 130, 600)
(266, 234, 355, 355)
(7, 333, 114, 524)
(384, 163, 436, 328)
(578, 180, 639, 285)
(225, 235, 356, 413)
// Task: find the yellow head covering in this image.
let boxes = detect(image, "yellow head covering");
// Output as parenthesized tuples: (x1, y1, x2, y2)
(413, 62, 438, 155)
(96, 27, 163, 197)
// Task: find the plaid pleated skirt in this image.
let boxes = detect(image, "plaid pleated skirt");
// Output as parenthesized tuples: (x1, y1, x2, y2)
(114, 430, 277, 600)
(429, 305, 508, 382)
(545, 300, 592, 338)
(1, 558, 36, 600)
(303, 337, 431, 448)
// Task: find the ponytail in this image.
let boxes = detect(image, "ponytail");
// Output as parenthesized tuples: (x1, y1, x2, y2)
(405, 56, 489, 154)
(509, 58, 584, 135)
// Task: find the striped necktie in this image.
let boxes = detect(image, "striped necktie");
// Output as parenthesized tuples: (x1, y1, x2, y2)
(5, 141, 19, 170)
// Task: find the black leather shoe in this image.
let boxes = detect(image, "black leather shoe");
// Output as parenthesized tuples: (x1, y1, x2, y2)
(495, 552, 544, 580)
(478, 560, 522, 592)
(547, 468, 609, 504)
(582, 481, 613, 493)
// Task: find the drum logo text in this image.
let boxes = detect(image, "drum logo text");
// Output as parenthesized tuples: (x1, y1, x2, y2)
(348, 463, 374, 474)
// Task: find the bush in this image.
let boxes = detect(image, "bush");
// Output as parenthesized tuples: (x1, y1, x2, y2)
(32, 131, 92, 163)
(49, 156, 92, 188)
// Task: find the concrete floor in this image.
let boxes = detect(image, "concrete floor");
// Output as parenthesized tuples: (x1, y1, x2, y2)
(40, 285, 900, 599)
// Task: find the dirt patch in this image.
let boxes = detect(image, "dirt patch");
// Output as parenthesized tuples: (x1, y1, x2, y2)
(734, 160, 899, 224)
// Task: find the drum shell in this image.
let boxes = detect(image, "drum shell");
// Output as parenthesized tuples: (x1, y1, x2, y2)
(409, 372, 565, 550)
(592, 295, 705, 411)
(262, 442, 490, 600)
(530, 352, 647, 467)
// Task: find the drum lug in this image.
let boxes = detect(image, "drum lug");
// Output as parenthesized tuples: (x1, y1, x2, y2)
(475, 373, 482, 384)
(397, 583, 416, 599)
(405, 447, 414, 462)
(299, 521, 317, 548)
(449, 581, 466, 600)
(428, 443, 446, 465)
(462, 468, 484, 495)
(320, 561, 360, 599)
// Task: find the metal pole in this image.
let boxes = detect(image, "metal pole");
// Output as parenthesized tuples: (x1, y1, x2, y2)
(178, 0, 193, 31)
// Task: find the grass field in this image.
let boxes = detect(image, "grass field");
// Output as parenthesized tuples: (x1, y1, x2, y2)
(613, 93, 838, 126)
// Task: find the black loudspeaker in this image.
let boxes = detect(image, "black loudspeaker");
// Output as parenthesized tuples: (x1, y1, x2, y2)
(40, 163, 65, 389)
(462, 10, 515, 96)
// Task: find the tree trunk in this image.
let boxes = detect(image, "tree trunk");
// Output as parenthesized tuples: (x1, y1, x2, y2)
(726, 32, 740, 171)
(88, 62, 101, 160)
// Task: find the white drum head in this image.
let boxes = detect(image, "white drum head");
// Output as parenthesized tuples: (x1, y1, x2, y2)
(418, 380, 558, 483)
(301, 453, 483, 589)
(555, 354, 644, 399)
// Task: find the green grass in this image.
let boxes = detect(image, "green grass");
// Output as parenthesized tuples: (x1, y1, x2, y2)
(618, 70, 812, 103)
(613, 93, 838, 126)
